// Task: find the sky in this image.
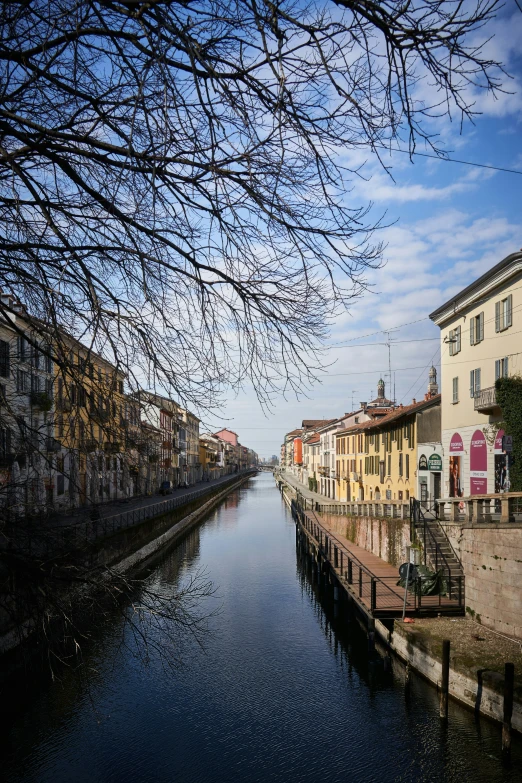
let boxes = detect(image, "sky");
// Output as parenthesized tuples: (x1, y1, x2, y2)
(203, 5, 522, 460)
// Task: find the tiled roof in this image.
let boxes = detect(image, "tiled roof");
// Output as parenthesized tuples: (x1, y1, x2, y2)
(342, 395, 440, 434)
(302, 418, 336, 428)
(285, 428, 303, 438)
(306, 433, 321, 444)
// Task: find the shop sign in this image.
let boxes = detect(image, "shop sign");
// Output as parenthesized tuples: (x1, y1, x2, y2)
(470, 429, 487, 495)
(428, 454, 442, 471)
(418, 454, 428, 471)
(450, 432, 464, 453)
(494, 429, 505, 453)
(503, 435, 513, 453)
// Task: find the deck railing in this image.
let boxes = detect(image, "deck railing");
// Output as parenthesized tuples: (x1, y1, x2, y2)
(292, 499, 463, 616)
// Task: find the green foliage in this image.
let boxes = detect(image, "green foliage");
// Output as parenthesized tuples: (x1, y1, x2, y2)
(495, 375, 522, 491)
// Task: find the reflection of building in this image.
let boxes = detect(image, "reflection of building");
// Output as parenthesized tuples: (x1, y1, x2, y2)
(430, 250, 521, 497)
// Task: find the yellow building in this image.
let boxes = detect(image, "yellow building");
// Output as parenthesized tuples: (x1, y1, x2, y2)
(336, 395, 441, 502)
(54, 335, 127, 506)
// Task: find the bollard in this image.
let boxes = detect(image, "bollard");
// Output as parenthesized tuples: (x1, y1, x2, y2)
(405, 662, 410, 688)
(333, 585, 339, 602)
(440, 639, 450, 719)
(368, 618, 375, 653)
(502, 662, 515, 757)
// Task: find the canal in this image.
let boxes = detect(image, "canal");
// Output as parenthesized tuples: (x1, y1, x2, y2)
(3, 473, 522, 782)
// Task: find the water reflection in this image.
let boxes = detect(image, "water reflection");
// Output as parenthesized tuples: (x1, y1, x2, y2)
(3, 474, 522, 783)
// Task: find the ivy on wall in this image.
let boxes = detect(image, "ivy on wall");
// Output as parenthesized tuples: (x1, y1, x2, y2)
(495, 375, 522, 491)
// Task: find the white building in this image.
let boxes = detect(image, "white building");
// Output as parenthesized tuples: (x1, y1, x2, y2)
(429, 250, 522, 498)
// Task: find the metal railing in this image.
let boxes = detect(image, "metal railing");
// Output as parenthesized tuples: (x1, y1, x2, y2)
(5, 470, 256, 554)
(293, 500, 463, 616)
(473, 385, 498, 411)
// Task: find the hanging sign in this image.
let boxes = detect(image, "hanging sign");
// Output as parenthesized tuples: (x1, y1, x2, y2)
(418, 454, 428, 470)
(503, 435, 513, 453)
(494, 429, 505, 454)
(470, 429, 488, 495)
(428, 454, 442, 471)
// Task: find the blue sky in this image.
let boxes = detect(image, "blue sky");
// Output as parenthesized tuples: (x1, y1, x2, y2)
(204, 5, 522, 459)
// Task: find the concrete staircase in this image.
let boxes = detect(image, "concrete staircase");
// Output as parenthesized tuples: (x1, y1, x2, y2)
(412, 503, 464, 599)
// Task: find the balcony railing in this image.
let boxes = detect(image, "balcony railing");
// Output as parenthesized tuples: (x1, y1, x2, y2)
(473, 385, 499, 413)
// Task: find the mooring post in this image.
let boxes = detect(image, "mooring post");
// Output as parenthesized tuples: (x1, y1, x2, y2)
(334, 546, 338, 568)
(333, 583, 339, 602)
(440, 639, 450, 719)
(405, 662, 411, 688)
(368, 617, 375, 653)
(502, 662, 515, 756)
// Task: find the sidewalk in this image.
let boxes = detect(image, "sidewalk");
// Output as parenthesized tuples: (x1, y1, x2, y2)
(50, 471, 253, 529)
(277, 471, 341, 506)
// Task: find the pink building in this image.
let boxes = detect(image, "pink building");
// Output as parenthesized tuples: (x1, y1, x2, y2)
(214, 428, 238, 447)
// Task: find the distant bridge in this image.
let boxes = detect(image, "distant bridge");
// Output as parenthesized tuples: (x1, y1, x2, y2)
(258, 465, 276, 472)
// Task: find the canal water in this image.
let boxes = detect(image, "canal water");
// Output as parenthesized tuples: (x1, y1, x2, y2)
(3, 473, 522, 782)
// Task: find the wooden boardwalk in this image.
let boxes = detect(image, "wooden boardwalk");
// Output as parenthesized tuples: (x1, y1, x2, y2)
(299, 509, 464, 618)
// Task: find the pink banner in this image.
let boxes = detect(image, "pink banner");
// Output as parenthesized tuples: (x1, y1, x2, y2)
(470, 429, 487, 495)
(494, 429, 505, 454)
(450, 432, 464, 453)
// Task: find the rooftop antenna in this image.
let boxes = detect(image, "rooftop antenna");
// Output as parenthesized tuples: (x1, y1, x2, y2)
(385, 330, 398, 399)
(351, 390, 359, 410)
(393, 371, 396, 407)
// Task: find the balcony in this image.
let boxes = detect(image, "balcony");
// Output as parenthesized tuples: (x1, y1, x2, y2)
(45, 437, 62, 453)
(474, 385, 500, 414)
(80, 439, 99, 453)
(56, 397, 72, 412)
(30, 391, 53, 411)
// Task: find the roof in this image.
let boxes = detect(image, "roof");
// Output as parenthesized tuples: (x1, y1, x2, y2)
(301, 419, 337, 428)
(306, 433, 321, 444)
(429, 250, 522, 323)
(342, 395, 440, 435)
(285, 428, 303, 439)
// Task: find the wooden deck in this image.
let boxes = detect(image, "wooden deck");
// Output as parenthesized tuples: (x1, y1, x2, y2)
(299, 509, 464, 618)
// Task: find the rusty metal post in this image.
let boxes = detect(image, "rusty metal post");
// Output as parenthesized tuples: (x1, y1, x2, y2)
(440, 639, 450, 719)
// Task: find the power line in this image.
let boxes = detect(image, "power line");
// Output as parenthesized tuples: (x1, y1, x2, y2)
(327, 337, 438, 350)
(370, 143, 522, 176)
(327, 317, 431, 346)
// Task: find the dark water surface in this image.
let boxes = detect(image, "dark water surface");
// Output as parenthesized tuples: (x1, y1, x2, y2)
(3, 473, 522, 782)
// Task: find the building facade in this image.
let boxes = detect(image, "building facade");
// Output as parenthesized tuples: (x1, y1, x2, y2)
(429, 250, 522, 498)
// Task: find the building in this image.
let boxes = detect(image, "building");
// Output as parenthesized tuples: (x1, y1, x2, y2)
(0, 295, 57, 517)
(429, 250, 522, 497)
(336, 388, 441, 503)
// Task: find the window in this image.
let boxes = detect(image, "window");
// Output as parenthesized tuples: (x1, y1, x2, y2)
(57, 474, 65, 495)
(30, 373, 40, 393)
(45, 378, 54, 397)
(452, 377, 459, 404)
(399, 453, 403, 477)
(18, 336, 28, 362)
(0, 340, 9, 378)
(470, 368, 481, 398)
(0, 427, 12, 456)
(449, 325, 461, 356)
(470, 312, 484, 345)
(387, 454, 391, 476)
(406, 454, 410, 479)
(495, 357, 509, 380)
(17, 369, 28, 392)
(495, 295, 513, 332)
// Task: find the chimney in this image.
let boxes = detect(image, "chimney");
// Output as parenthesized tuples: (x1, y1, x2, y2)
(360, 402, 367, 411)
(412, 398, 416, 404)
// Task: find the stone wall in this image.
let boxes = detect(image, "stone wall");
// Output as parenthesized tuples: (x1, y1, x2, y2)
(322, 513, 411, 568)
(459, 525, 522, 640)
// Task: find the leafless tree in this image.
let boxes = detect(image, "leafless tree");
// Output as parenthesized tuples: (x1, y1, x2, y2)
(0, 0, 506, 409)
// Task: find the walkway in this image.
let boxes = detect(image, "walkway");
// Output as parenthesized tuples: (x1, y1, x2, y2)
(299, 508, 464, 618)
(276, 470, 342, 506)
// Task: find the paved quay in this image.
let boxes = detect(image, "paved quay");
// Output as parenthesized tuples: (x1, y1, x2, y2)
(47, 471, 255, 530)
